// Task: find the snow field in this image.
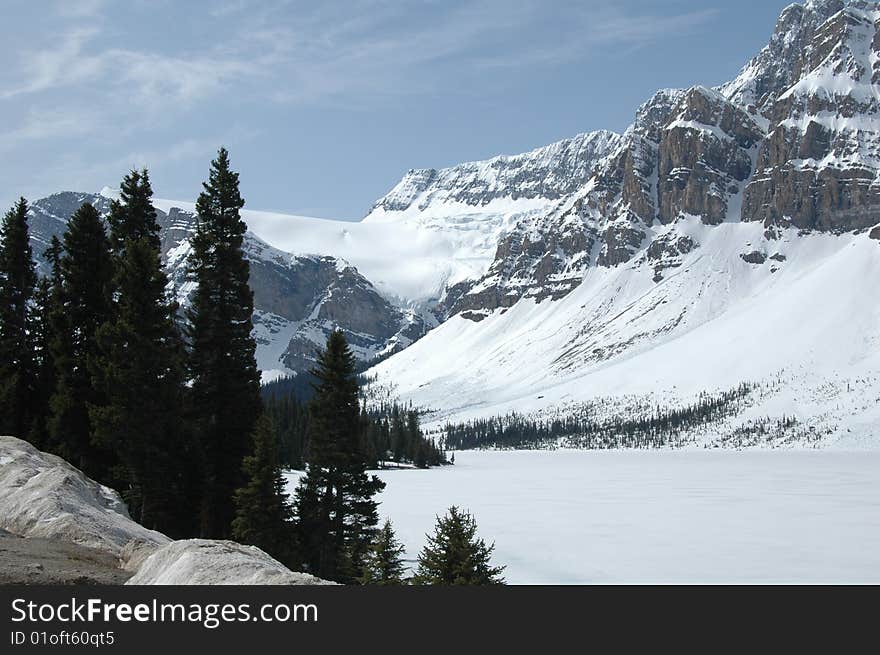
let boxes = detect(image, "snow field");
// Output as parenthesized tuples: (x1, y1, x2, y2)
(282, 449, 880, 584)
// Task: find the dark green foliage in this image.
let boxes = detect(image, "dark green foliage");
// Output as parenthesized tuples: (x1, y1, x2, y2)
(186, 148, 262, 538)
(412, 506, 505, 585)
(444, 384, 754, 450)
(48, 203, 115, 479)
(262, 375, 446, 470)
(367, 403, 447, 468)
(263, 389, 309, 469)
(0, 198, 37, 439)
(232, 414, 296, 567)
(359, 519, 406, 585)
(292, 330, 385, 583)
(106, 169, 162, 253)
(261, 372, 318, 403)
(89, 170, 193, 536)
(27, 238, 64, 447)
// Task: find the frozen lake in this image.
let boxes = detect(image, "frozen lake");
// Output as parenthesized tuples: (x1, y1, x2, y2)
(286, 449, 880, 584)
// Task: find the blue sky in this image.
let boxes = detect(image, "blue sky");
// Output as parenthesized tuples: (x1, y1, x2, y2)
(0, 0, 793, 220)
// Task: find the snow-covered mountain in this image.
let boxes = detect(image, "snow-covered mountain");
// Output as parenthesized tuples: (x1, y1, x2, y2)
(26, 192, 426, 382)
(364, 0, 880, 447)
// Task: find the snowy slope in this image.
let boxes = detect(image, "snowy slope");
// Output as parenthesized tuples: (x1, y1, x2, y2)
(154, 198, 441, 302)
(369, 218, 880, 446)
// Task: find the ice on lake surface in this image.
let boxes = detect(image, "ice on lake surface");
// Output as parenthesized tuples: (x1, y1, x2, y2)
(285, 449, 880, 584)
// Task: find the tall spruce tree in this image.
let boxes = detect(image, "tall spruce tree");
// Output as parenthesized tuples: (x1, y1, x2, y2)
(0, 198, 37, 439)
(292, 330, 385, 583)
(48, 203, 115, 479)
(27, 237, 64, 447)
(187, 148, 262, 538)
(359, 519, 407, 585)
(90, 169, 192, 535)
(412, 506, 505, 585)
(232, 414, 296, 566)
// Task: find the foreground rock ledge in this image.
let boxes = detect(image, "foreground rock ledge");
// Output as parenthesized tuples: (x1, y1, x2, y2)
(0, 435, 331, 585)
(128, 540, 331, 585)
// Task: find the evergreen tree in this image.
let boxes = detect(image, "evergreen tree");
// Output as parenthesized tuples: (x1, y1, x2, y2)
(0, 198, 37, 438)
(48, 203, 114, 479)
(232, 414, 296, 566)
(106, 169, 162, 253)
(292, 330, 385, 583)
(391, 407, 407, 463)
(186, 148, 262, 538)
(27, 237, 63, 447)
(89, 170, 192, 535)
(412, 506, 505, 585)
(359, 519, 407, 585)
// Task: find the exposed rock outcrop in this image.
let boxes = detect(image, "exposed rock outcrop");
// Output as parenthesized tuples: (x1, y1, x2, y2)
(740, 3, 880, 231)
(658, 87, 765, 225)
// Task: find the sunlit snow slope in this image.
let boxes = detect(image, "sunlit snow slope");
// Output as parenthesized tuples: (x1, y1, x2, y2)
(369, 219, 880, 446)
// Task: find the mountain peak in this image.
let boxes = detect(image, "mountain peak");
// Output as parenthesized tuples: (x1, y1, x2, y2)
(98, 186, 120, 201)
(366, 130, 621, 219)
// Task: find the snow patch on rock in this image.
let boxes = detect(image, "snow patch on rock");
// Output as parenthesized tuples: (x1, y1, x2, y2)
(0, 436, 168, 570)
(0, 437, 331, 584)
(127, 540, 335, 585)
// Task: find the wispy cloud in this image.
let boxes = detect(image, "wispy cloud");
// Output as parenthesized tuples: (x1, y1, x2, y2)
(1, 1, 722, 116)
(590, 9, 720, 46)
(1, 27, 104, 99)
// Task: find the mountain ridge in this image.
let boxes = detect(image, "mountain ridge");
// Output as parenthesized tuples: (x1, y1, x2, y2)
(364, 0, 880, 447)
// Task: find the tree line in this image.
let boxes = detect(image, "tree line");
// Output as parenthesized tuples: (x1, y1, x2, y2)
(0, 147, 503, 584)
(443, 384, 754, 450)
(262, 377, 446, 470)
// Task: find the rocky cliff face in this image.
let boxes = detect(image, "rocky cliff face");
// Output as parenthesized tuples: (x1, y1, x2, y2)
(658, 87, 766, 226)
(244, 237, 427, 376)
(26, 192, 423, 379)
(27, 192, 115, 275)
(740, 2, 880, 231)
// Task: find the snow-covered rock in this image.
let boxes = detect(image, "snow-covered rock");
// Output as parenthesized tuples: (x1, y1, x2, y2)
(0, 436, 332, 584)
(0, 435, 169, 570)
(126, 540, 334, 585)
(740, 2, 880, 231)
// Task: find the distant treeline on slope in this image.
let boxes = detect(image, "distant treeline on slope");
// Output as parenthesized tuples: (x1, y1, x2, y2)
(442, 384, 766, 450)
(262, 375, 447, 470)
